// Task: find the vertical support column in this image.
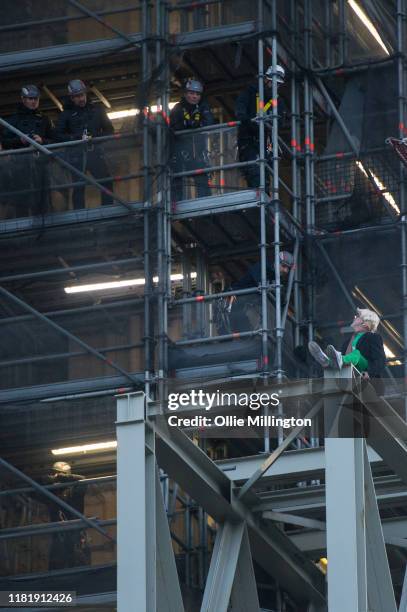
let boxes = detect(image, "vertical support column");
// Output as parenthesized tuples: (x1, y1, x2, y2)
(142, 0, 152, 398)
(270, 0, 283, 382)
(398, 0, 407, 419)
(325, 438, 367, 611)
(201, 522, 260, 612)
(196, 249, 207, 337)
(324, 370, 368, 612)
(155, 0, 169, 404)
(304, 0, 315, 343)
(182, 252, 192, 337)
(324, 0, 332, 68)
(257, 0, 270, 453)
(117, 392, 156, 611)
(290, 31, 302, 351)
(155, 468, 185, 612)
(400, 564, 407, 611)
(363, 445, 397, 612)
(338, 0, 347, 66)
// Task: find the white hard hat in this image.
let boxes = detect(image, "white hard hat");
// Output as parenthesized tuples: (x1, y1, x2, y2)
(265, 64, 285, 84)
(185, 78, 204, 94)
(52, 461, 71, 474)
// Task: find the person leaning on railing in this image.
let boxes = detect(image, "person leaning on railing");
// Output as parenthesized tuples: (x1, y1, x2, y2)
(222, 251, 294, 334)
(308, 308, 386, 395)
(169, 77, 215, 201)
(235, 64, 287, 190)
(41, 461, 90, 571)
(55, 79, 114, 209)
(1, 85, 55, 217)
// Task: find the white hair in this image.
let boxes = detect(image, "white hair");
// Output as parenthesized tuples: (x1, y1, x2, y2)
(356, 308, 380, 332)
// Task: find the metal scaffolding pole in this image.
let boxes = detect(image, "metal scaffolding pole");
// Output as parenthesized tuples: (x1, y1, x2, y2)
(0, 286, 141, 386)
(143, 0, 153, 399)
(116, 392, 155, 610)
(0, 117, 134, 212)
(290, 7, 302, 350)
(257, 0, 270, 389)
(398, 0, 407, 419)
(270, 0, 283, 382)
(257, 0, 271, 453)
(338, 0, 348, 66)
(67, 0, 143, 48)
(304, 0, 315, 343)
(0, 458, 114, 542)
(156, 0, 170, 405)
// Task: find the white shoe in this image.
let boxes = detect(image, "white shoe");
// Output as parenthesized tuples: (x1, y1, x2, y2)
(326, 345, 343, 370)
(308, 341, 330, 368)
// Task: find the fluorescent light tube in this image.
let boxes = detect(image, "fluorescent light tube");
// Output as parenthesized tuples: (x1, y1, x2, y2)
(64, 272, 197, 294)
(348, 0, 390, 55)
(108, 102, 176, 120)
(356, 161, 400, 214)
(51, 440, 117, 455)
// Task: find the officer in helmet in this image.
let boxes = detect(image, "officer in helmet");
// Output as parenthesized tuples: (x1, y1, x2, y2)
(55, 79, 114, 209)
(169, 77, 215, 201)
(235, 64, 287, 189)
(2, 85, 54, 217)
(226, 250, 294, 333)
(2, 85, 54, 149)
(40, 461, 89, 570)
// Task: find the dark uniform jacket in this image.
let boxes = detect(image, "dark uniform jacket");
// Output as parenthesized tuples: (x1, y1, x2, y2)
(2, 103, 54, 149)
(169, 97, 214, 131)
(41, 472, 86, 522)
(341, 331, 386, 394)
(235, 83, 287, 144)
(232, 261, 276, 290)
(55, 99, 114, 141)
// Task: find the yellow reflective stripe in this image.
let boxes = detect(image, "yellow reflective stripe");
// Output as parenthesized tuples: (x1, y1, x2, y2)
(264, 99, 273, 112)
(256, 94, 274, 113)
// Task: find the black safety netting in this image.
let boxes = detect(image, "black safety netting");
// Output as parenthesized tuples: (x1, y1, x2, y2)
(0, 293, 146, 391)
(0, 0, 141, 53)
(0, 134, 144, 221)
(170, 125, 247, 202)
(313, 229, 403, 386)
(316, 63, 400, 230)
(0, 395, 117, 577)
(168, 0, 267, 34)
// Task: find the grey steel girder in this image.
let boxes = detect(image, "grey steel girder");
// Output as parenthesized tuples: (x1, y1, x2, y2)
(153, 410, 326, 606)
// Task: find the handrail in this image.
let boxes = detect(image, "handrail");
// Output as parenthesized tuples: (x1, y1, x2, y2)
(0, 130, 139, 158)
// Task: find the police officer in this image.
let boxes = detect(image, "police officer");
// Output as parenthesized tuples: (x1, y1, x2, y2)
(55, 79, 114, 209)
(235, 65, 286, 189)
(229, 250, 294, 333)
(42, 461, 89, 570)
(169, 78, 215, 201)
(2, 85, 54, 149)
(2, 85, 54, 216)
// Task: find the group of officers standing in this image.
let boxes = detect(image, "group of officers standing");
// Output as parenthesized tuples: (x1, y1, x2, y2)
(169, 63, 286, 199)
(0, 64, 285, 216)
(1, 79, 114, 216)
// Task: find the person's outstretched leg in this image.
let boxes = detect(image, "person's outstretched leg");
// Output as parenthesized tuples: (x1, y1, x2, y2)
(308, 341, 330, 367)
(326, 345, 343, 369)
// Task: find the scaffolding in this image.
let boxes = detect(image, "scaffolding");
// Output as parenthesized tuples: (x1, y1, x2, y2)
(1, 1, 407, 610)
